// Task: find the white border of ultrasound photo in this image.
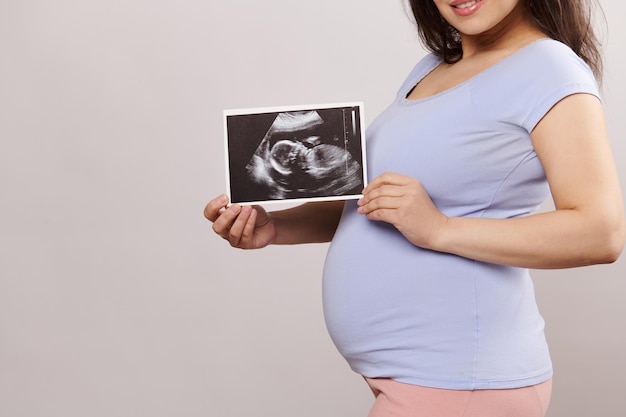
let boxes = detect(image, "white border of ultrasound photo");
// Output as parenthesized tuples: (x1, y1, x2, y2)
(223, 102, 368, 206)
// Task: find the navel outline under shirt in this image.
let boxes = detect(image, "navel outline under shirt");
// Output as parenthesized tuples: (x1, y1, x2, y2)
(322, 39, 599, 390)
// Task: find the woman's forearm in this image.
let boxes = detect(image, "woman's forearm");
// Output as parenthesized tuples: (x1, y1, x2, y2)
(433, 207, 625, 269)
(271, 200, 345, 245)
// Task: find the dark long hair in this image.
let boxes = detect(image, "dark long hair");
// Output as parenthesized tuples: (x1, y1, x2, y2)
(407, 0, 604, 79)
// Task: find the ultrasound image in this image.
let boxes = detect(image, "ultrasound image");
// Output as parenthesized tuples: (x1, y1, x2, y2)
(226, 105, 365, 203)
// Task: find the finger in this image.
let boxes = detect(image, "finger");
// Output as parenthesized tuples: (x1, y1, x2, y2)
(359, 184, 406, 209)
(212, 203, 241, 239)
(363, 172, 407, 194)
(358, 195, 400, 215)
(239, 207, 259, 246)
(250, 205, 270, 227)
(204, 194, 229, 222)
(360, 183, 405, 204)
(364, 207, 396, 223)
(227, 205, 253, 246)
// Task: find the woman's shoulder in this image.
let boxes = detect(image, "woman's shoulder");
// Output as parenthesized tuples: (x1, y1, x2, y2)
(474, 38, 598, 97)
(469, 38, 599, 131)
(509, 38, 596, 82)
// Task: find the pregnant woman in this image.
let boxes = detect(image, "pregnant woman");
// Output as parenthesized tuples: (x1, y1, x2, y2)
(205, 0, 625, 415)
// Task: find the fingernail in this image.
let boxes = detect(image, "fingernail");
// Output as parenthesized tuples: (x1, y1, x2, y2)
(228, 204, 241, 213)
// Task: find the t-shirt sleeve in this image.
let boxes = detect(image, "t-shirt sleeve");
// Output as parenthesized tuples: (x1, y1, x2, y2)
(470, 39, 600, 133)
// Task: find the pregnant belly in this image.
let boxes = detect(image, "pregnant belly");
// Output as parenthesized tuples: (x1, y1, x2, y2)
(321, 209, 479, 365)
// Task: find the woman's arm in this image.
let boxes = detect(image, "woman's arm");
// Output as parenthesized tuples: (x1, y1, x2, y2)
(204, 195, 344, 248)
(358, 93, 625, 269)
(270, 200, 345, 244)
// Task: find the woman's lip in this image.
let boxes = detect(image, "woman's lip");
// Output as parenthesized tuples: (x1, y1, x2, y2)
(450, 0, 485, 17)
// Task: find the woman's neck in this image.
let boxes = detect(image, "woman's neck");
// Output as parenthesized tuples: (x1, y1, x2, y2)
(460, 6, 545, 59)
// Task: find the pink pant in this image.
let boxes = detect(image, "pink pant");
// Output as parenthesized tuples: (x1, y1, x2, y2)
(364, 377, 552, 417)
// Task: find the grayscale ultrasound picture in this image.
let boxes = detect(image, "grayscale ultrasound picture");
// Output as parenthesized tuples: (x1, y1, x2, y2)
(225, 104, 366, 204)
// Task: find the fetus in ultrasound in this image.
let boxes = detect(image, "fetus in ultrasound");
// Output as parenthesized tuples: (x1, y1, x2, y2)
(245, 110, 363, 199)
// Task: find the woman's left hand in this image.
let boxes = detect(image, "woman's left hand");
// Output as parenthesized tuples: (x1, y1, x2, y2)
(357, 172, 448, 249)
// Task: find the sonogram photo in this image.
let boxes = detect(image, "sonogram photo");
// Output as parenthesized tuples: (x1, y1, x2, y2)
(224, 103, 367, 204)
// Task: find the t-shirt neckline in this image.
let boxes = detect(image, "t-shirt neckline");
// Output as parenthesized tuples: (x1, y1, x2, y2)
(400, 37, 552, 105)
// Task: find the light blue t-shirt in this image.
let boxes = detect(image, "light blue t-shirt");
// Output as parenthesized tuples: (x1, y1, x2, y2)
(322, 39, 599, 390)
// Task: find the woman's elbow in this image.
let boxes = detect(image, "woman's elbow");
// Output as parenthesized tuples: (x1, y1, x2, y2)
(596, 217, 626, 264)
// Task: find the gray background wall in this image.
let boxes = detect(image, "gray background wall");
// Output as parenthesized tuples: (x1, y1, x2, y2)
(0, 1, 623, 416)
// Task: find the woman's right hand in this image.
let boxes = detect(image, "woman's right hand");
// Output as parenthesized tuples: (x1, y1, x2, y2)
(204, 195, 277, 249)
